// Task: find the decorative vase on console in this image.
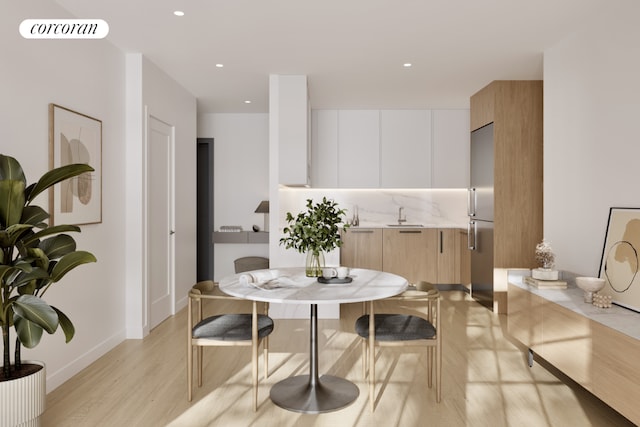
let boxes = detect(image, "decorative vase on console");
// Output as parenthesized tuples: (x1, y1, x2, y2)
(280, 197, 349, 277)
(532, 239, 559, 280)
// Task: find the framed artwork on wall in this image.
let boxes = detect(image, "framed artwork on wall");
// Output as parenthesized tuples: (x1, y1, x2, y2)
(598, 207, 640, 312)
(48, 103, 102, 225)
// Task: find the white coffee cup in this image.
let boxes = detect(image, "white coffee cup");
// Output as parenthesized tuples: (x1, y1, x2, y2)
(337, 266, 349, 279)
(322, 267, 338, 279)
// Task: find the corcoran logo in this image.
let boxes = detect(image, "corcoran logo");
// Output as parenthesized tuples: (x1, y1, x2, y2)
(19, 19, 109, 39)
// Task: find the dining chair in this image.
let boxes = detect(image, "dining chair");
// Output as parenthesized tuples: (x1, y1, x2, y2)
(355, 280, 442, 411)
(234, 256, 269, 274)
(187, 280, 274, 410)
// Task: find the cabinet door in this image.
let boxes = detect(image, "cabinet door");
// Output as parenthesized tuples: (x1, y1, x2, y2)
(436, 229, 458, 284)
(273, 75, 309, 186)
(380, 110, 431, 188)
(337, 110, 380, 188)
(340, 228, 382, 270)
(311, 110, 339, 188)
(382, 228, 437, 284)
(432, 110, 470, 188)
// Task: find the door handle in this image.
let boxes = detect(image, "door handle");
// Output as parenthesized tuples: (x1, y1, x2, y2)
(468, 188, 476, 217)
(439, 230, 443, 254)
(467, 221, 476, 251)
(170, 230, 175, 235)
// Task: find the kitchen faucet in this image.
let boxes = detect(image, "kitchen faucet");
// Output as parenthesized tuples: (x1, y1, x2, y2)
(398, 207, 406, 224)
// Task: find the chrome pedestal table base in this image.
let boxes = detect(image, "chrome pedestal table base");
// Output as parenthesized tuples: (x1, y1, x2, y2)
(270, 304, 359, 413)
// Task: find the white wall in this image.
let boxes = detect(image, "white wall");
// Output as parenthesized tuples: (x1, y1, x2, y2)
(2, 2, 197, 391)
(198, 114, 269, 280)
(544, 0, 640, 277)
(2, 1, 127, 391)
(125, 55, 198, 337)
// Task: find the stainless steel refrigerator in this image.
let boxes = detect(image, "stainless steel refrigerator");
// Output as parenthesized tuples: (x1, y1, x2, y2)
(468, 123, 494, 310)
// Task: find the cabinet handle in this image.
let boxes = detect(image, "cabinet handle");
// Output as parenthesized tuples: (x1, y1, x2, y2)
(399, 230, 422, 234)
(351, 230, 374, 233)
(468, 221, 476, 251)
(440, 230, 443, 254)
(468, 188, 476, 217)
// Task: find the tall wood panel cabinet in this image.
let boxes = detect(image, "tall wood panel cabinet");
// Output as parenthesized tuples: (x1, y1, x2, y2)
(470, 81, 543, 313)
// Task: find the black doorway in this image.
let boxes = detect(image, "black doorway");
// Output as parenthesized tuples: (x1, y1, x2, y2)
(197, 138, 214, 281)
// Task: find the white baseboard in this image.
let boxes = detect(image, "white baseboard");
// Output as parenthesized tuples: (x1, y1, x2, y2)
(45, 329, 127, 393)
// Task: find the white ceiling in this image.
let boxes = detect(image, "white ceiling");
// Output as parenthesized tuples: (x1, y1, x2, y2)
(56, 0, 608, 113)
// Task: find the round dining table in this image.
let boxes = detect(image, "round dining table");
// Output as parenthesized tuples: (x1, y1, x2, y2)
(219, 267, 408, 414)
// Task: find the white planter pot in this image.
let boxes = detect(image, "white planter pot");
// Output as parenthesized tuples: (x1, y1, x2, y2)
(0, 361, 46, 427)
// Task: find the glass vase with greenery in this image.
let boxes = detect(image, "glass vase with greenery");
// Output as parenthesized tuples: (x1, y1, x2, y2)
(279, 197, 349, 277)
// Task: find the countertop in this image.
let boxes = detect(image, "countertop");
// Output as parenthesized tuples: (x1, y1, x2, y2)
(508, 272, 640, 341)
(346, 224, 466, 229)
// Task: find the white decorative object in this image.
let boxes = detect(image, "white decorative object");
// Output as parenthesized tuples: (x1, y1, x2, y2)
(592, 292, 613, 308)
(576, 276, 606, 303)
(532, 239, 558, 280)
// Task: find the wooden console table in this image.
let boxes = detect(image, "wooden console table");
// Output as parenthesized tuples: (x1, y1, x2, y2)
(508, 273, 640, 425)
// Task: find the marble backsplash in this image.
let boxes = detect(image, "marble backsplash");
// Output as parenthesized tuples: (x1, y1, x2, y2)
(279, 187, 469, 228)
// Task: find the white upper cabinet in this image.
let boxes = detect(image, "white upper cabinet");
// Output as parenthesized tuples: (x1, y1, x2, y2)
(271, 75, 310, 186)
(337, 110, 380, 188)
(432, 110, 470, 188)
(311, 110, 339, 188)
(311, 108, 469, 189)
(380, 110, 432, 188)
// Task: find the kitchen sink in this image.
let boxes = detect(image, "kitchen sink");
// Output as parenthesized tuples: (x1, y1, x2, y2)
(386, 224, 424, 227)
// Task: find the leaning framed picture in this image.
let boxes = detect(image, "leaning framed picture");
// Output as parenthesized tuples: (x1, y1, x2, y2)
(48, 103, 102, 225)
(598, 207, 640, 312)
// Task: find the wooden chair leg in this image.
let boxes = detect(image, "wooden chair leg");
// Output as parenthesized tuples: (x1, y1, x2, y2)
(197, 346, 203, 387)
(436, 340, 442, 402)
(361, 338, 367, 379)
(264, 337, 269, 379)
(187, 343, 193, 401)
(427, 346, 433, 388)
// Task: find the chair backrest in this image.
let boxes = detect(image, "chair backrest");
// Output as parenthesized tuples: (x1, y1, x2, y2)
(385, 281, 440, 326)
(234, 256, 269, 273)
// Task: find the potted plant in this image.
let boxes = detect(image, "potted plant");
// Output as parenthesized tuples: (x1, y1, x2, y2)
(0, 154, 97, 426)
(279, 197, 349, 277)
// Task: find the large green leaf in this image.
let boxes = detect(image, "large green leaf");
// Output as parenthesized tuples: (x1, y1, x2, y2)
(0, 224, 33, 248)
(13, 294, 58, 334)
(50, 251, 96, 282)
(39, 234, 76, 260)
(14, 314, 44, 349)
(21, 205, 49, 226)
(0, 155, 26, 182)
(21, 224, 81, 247)
(52, 306, 75, 343)
(12, 267, 49, 289)
(0, 180, 26, 227)
(27, 163, 94, 203)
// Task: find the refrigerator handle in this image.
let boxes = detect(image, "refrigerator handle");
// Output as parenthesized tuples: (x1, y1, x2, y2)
(468, 188, 476, 217)
(468, 221, 476, 251)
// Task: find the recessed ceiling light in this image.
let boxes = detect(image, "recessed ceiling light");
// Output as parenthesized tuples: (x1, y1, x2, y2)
(244, 100, 252, 104)
(215, 64, 224, 68)
(403, 63, 412, 68)
(174, 11, 185, 17)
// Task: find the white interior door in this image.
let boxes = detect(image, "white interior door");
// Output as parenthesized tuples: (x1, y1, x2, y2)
(148, 116, 174, 330)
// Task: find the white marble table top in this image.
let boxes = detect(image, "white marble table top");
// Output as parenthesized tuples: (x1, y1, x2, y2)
(219, 267, 408, 305)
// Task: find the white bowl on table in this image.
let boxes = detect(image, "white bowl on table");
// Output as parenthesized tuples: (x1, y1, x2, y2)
(575, 276, 605, 303)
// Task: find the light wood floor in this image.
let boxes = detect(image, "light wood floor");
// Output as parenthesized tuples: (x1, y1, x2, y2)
(43, 291, 634, 427)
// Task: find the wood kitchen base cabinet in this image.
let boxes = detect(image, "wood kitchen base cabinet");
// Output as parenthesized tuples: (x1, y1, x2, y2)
(339, 228, 383, 270)
(383, 228, 438, 284)
(341, 227, 467, 285)
(508, 281, 640, 425)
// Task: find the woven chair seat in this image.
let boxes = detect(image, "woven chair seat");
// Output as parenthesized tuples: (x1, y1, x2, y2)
(355, 314, 436, 341)
(193, 314, 274, 341)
